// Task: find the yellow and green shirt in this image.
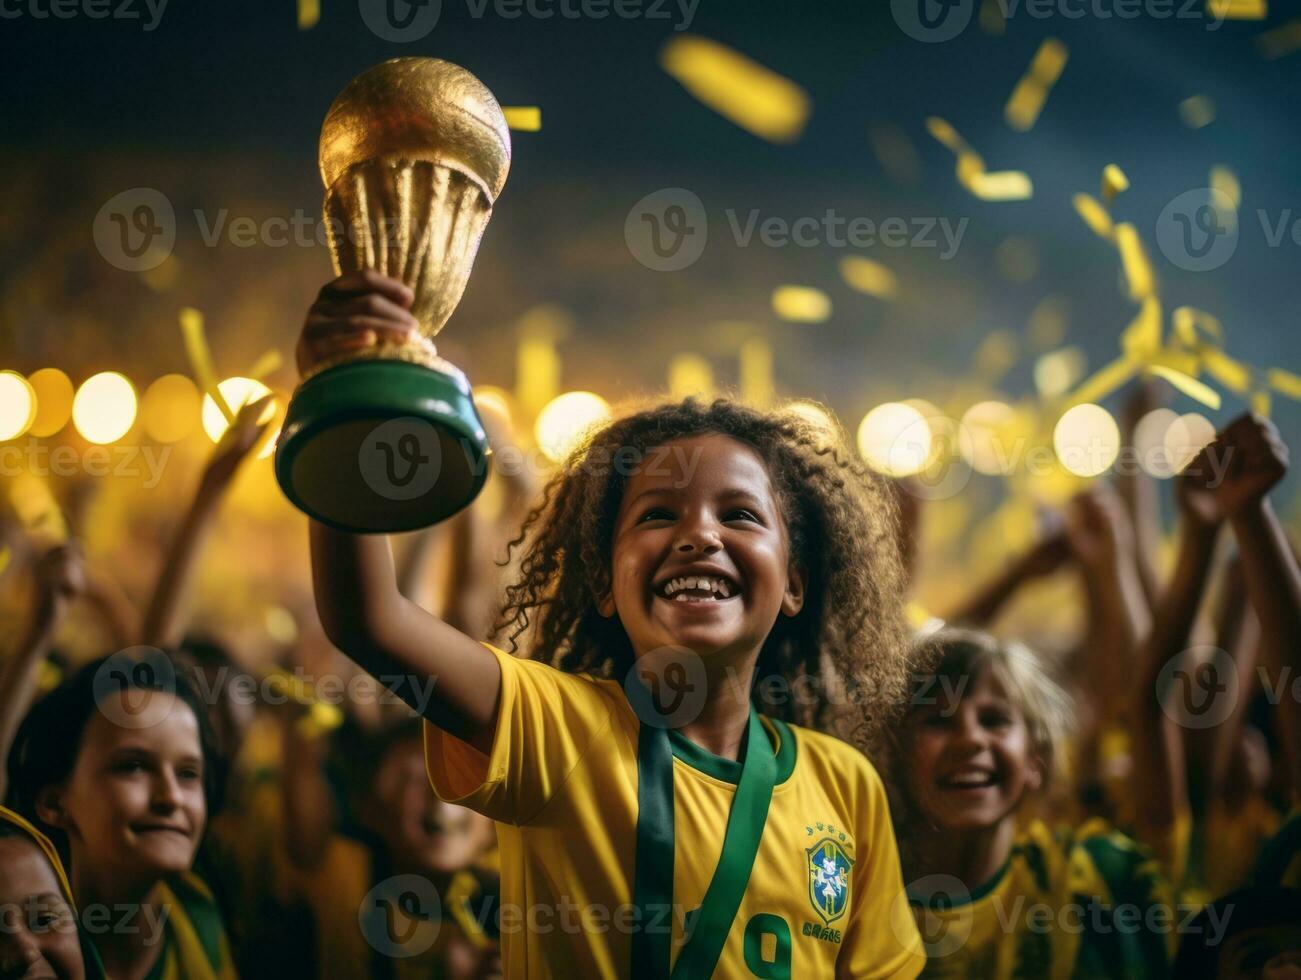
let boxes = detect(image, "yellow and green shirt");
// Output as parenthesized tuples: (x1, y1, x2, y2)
(907, 819, 1177, 980)
(134, 873, 237, 980)
(424, 644, 925, 979)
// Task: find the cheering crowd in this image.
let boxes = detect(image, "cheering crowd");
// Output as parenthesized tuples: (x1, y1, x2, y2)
(0, 270, 1298, 979)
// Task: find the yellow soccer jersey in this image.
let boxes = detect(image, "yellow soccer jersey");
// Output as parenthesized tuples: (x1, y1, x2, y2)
(907, 819, 1178, 980)
(424, 644, 924, 979)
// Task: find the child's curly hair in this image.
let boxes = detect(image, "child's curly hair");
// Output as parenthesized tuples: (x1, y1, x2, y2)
(492, 397, 911, 745)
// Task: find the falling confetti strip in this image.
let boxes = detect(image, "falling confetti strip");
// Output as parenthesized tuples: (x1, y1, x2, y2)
(1256, 18, 1301, 58)
(1101, 164, 1129, 204)
(979, 0, 1007, 35)
(772, 285, 831, 323)
(926, 117, 1034, 201)
(839, 256, 899, 299)
(180, 308, 234, 424)
(1073, 194, 1115, 241)
(1114, 224, 1156, 301)
(660, 35, 811, 143)
(1208, 0, 1267, 20)
(297, 0, 319, 29)
(503, 107, 542, 132)
(1005, 39, 1069, 132)
(1179, 95, 1217, 128)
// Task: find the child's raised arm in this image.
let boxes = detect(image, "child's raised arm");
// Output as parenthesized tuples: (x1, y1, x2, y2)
(0, 543, 85, 798)
(1185, 413, 1298, 794)
(140, 394, 275, 648)
(1127, 464, 1222, 844)
(299, 271, 501, 754)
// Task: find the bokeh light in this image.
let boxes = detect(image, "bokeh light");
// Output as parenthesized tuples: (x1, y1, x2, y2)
(1053, 403, 1120, 477)
(27, 368, 73, 438)
(202, 377, 276, 458)
(72, 372, 136, 444)
(959, 401, 1018, 476)
(0, 371, 37, 440)
(857, 402, 932, 476)
(1133, 408, 1180, 479)
(142, 374, 201, 444)
(1164, 413, 1217, 474)
(535, 391, 611, 463)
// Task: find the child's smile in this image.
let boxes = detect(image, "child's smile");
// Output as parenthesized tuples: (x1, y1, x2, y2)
(906, 670, 1042, 830)
(604, 432, 803, 660)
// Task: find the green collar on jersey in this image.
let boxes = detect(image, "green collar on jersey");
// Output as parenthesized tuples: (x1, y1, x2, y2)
(632, 709, 778, 980)
(668, 716, 797, 785)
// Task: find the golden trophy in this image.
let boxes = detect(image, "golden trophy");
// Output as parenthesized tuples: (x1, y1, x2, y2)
(275, 57, 510, 533)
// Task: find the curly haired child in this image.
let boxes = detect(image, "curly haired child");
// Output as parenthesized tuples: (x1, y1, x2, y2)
(299, 269, 925, 979)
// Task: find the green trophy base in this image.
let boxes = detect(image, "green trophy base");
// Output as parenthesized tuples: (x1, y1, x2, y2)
(275, 359, 489, 534)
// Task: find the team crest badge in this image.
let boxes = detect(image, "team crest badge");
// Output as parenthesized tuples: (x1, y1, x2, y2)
(806, 837, 853, 924)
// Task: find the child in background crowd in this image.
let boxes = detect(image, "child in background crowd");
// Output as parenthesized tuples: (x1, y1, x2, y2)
(891, 628, 1177, 979)
(0, 805, 95, 980)
(5, 651, 236, 980)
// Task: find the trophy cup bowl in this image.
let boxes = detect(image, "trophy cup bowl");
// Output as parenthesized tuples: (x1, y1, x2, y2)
(275, 57, 510, 533)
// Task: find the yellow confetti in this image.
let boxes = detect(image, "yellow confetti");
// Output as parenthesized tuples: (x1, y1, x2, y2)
(772, 285, 831, 323)
(1148, 365, 1223, 410)
(926, 117, 972, 155)
(1268, 368, 1301, 399)
(969, 170, 1034, 202)
(1028, 296, 1070, 349)
(1209, 166, 1241, 230)
(1252, 389, 1273, 416)
(1208, 0, 1267, 20)
(1114, 224, 1156, 301)
(739, 337, 774, 408)
(661, 36, 810, 143)
(297, 0, 319, 29)
(668, 354, 715, 399)
(246, 349, 283, 382)
(976, 330, 1020, 381)
(839, 256, 899, 299)
(1073, 194, 1115, 240)
(927, 118, 1032, 201)
(1101, 164, 1129, 204)
(1178, 95, 1216, 129)
(503, 106, 542, 132)
(0, 545, 9, 577)
(1256, 18, 1301, 59)
(979, 0, 1007, 35)
(180, 307, 234, 424)
(1005, 39, 1069, 132)
(1068, 357, 1139, 407)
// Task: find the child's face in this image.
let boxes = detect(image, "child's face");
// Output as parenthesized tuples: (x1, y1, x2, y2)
(43, 691, 206, 884)
(0, 838, 85, 980)
(604, 433, 804, 660)
(904, 669, 1042, 831)
(367, 738, 492, 876)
